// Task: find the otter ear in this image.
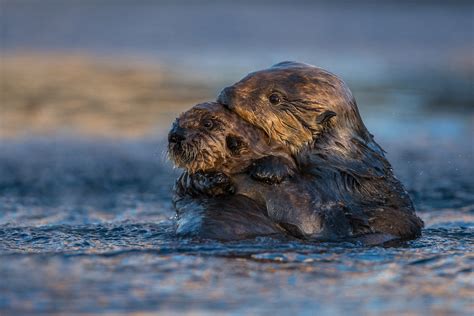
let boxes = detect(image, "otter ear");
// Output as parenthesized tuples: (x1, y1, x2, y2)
(226, 135, 247, 155)
(316, 110, 337, 124)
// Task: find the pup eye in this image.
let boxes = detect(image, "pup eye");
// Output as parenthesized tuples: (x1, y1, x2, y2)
(268, 93, 281, 105)
(203, 119, 214, 129)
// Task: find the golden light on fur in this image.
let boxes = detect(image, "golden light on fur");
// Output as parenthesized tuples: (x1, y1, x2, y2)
(167, 102, 293, 175)
(217, 62, 361, 154)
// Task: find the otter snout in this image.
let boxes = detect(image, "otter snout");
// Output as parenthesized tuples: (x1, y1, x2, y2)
(168, 125, 186, 144)
(217, 87, 235, 110)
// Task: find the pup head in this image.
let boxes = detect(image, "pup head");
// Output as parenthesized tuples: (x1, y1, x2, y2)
(217, 61, 371, 153)
(168, 102, 289, 174)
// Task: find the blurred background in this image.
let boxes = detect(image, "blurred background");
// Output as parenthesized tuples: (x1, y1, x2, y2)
(1, 0, 473, 139)
(1, 1, 473, 315)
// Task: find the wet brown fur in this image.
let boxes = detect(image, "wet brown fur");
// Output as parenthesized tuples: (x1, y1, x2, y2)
(168, 102, 294, 175)
(169, 102, 296, 240)
(215, 62, 423, 239)
(218, 61, 361, 154)
(170, 98, 423, 241)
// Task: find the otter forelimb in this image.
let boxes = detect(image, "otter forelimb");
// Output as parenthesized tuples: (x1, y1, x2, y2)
(247, 155, 295, 184)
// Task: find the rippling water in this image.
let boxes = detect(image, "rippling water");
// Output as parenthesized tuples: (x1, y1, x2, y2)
(0, 135, 472, 315)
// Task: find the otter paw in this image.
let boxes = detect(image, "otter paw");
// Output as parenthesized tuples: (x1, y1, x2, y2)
(191, 171, 235, 196)
(248, 156, 294, 184)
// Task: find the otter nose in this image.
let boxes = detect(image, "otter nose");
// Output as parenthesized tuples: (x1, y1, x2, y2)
(168, 126, 185, 144)
(217, 87, 235, 110)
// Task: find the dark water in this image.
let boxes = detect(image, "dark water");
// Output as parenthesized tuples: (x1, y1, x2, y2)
(0, 133, 473, 315)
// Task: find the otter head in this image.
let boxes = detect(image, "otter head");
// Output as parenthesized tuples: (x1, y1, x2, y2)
(168, 102, 288, 174)
(217, 61, 371, 154)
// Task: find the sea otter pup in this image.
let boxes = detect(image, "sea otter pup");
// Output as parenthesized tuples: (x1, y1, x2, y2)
(169, 102, 294, 240)
(169, 102, 420, 242)
(216, 62, 423, 239)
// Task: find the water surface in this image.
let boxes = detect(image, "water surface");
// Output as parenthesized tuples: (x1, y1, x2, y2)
(1, 135, 472, 315)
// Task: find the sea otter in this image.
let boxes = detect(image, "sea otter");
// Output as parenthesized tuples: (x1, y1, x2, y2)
(216, 62, 423, 239)
(169, 102, 421, 242)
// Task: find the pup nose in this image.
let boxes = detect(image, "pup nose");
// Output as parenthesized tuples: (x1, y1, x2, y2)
(217, 87, 234, 110)
(168, 126, 185, 143)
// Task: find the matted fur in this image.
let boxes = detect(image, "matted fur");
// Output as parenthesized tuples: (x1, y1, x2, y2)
(170, 98, 423, 241)
(168, 102, 293, 174)
(169, 102, 294, 240)
(217, 61, 368, 154)
(215, 62, 423, 239)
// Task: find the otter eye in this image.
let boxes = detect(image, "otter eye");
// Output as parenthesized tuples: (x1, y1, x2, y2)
(268, 93, 281, 105)
(203, 119, 214, 129)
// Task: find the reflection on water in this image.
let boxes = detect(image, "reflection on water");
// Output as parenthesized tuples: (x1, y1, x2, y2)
(0, 136, 473, 315)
